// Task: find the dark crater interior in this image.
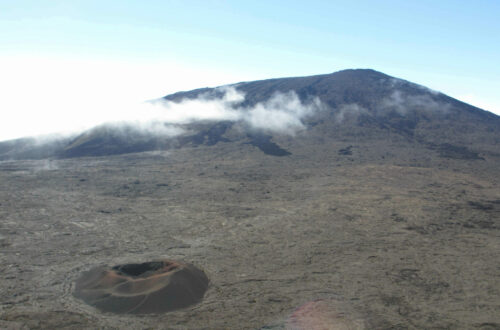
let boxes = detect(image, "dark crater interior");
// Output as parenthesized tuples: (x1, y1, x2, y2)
(112, 261, 177, 278)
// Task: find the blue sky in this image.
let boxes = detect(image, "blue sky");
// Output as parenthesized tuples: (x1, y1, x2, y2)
(0, 0, 499, 140)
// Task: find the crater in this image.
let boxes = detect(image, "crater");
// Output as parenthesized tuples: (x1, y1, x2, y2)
(73, 259, 209, 314)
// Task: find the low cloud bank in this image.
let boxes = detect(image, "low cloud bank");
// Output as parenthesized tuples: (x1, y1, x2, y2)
(3, 80, 457, 143)
(0, 85, 323, 143)
(139, 86, 322, 135)
(333, 89, 451, 123)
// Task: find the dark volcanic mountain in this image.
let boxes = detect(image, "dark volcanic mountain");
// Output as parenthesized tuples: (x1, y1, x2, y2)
(1, 69, 498, 161)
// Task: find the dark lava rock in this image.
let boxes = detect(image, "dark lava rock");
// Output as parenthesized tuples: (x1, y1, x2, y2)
(247, 134, 291, 156)
(429, 143, 484, 160)
(338, 146, 353, 155)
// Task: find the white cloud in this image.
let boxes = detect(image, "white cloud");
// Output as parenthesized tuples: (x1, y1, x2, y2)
(0, 55, 252, 141)
(243, 91, 322, 133)
(380, 90, 450, 114)
(152, 88, 321, 135)
(334, 103, 368, 123)
(0, 55, 322, 142)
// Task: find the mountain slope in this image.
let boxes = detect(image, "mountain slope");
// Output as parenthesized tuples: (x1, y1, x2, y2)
(0, 69, 498, 160)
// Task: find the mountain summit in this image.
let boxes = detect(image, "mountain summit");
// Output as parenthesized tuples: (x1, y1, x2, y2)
(0, 69, 498, 160)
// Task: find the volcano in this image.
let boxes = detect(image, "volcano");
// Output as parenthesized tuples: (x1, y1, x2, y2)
(0, 69, 498, 160)
(1, 70, 499, 329)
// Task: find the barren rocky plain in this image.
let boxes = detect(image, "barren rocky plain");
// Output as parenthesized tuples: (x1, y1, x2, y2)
(0, 70, 499, 329)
